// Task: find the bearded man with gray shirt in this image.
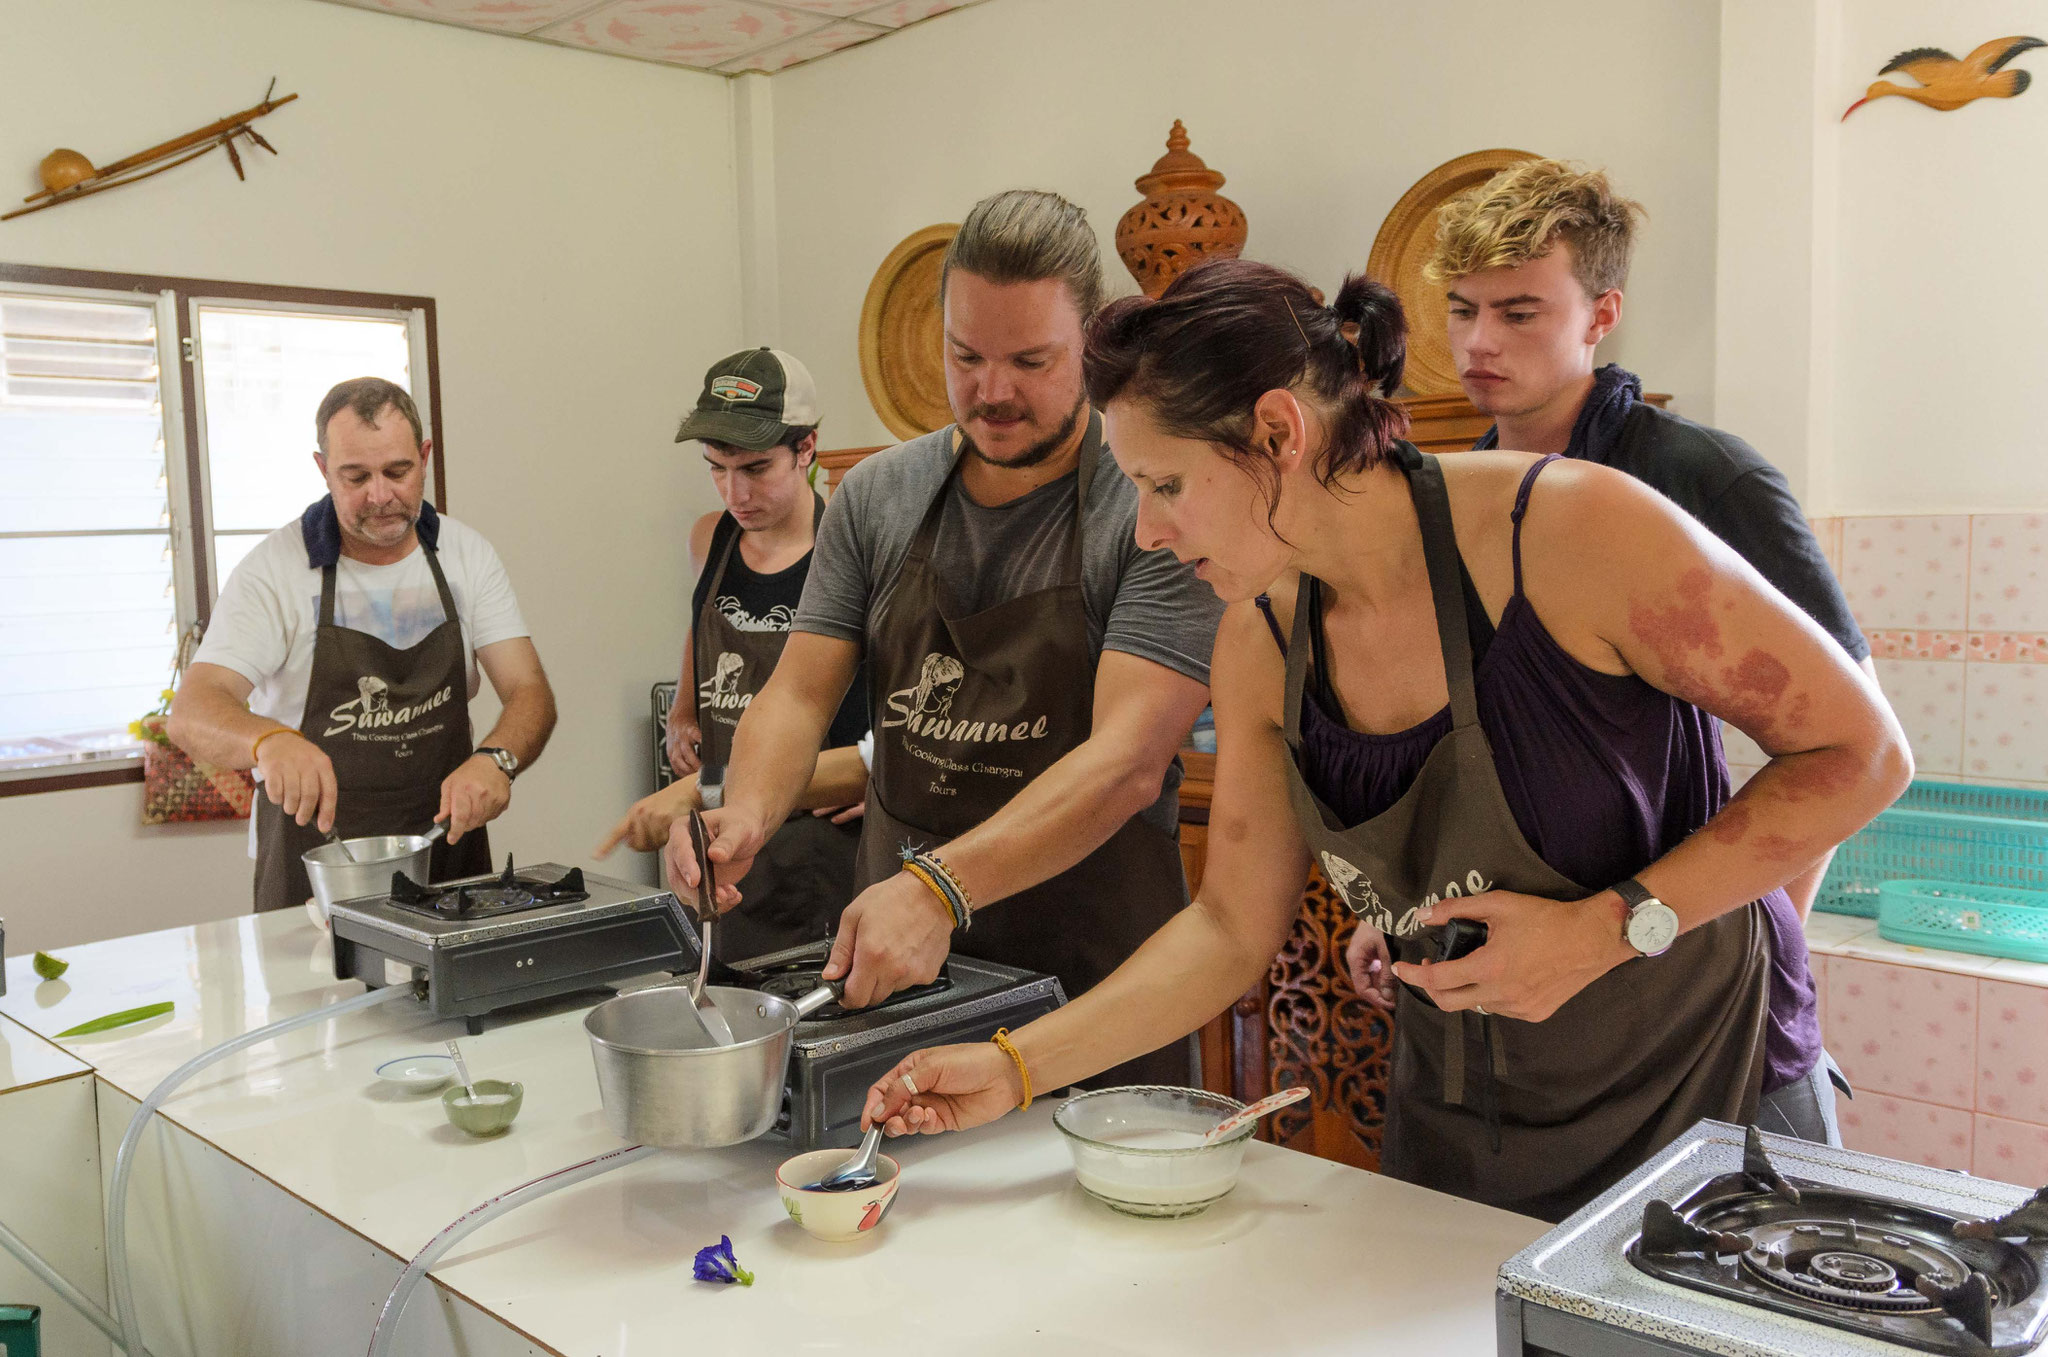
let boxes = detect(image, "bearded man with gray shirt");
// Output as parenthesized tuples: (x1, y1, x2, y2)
(673, 190, 1223, 1087)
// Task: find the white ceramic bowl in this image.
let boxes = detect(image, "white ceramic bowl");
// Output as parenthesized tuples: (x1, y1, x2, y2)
(375, 1054, 455, 1092)
(774, 1149, 902, 1242)
(1053, 1085, 1253, 1218)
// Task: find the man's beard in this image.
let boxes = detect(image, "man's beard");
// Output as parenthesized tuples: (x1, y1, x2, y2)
(349, 503, 420, 544)
(965, 391, 1086, 471)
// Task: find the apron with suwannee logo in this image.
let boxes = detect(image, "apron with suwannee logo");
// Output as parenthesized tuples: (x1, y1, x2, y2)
(856, 416, 1192, 1087)
(253, 539, 491, 912)
(1275, 445, 1769, 1221)
(693, 493, 859, 957)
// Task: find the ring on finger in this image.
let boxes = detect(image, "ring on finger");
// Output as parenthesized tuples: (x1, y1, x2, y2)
(902, 1074, 919, 1096)
(1474, 1004, 1489, 1016)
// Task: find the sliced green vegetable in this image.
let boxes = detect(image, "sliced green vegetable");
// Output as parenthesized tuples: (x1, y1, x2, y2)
(32, 951, 68, 981)
(56, 1001, 173, 1038)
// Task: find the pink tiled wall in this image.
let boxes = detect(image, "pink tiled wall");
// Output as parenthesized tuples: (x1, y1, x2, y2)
(1723, 514, 2048, 788)
(1779, 516, 2048, 1185)
(1823, 952, 2048, 1187)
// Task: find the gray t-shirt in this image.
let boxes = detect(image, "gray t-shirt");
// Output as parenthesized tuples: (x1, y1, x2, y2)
(795, 416, 1225, 832)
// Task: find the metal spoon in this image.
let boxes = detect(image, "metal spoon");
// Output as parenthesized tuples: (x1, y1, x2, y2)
(683, 812, 735, 1047)
(803, 1125, 884, 1192)
(325, 830, 358, 863)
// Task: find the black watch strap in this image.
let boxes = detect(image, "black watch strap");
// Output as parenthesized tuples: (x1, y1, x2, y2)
(1612, 877, 1653, 908)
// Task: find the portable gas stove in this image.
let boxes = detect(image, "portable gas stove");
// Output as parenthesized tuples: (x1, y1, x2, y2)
(1498, 1120, 2048, 1356)
(706, 941, 1065, 1151)
(329, 859, 697, 1033)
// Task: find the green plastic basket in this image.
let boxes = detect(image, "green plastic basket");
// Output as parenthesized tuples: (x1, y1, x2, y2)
(1814, 780, 2048, 918)
(1876, 878, 2048, 964)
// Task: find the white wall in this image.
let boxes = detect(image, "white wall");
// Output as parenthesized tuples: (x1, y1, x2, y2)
(1716, 0, 2048, 516)
(1831, 0, 2048, 514)
(0, 0, 742, 951)
(764, 0, 1724, 449)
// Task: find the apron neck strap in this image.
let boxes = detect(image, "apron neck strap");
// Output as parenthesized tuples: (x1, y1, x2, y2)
(906, 411, 1099, 581)
(319, 539, 457, 629)
(1392, 442, 1481, 730)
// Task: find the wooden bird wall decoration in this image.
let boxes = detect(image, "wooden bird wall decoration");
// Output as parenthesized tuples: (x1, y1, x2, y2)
(4, 81, 299, 222)
(1842, 37, 2044, 119)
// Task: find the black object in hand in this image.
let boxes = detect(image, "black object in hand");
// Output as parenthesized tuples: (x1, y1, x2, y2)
(1438, 917, 1489, 962)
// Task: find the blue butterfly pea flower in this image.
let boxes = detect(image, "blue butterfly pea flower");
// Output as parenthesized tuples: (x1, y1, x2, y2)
(693, 1234, 755, 1286)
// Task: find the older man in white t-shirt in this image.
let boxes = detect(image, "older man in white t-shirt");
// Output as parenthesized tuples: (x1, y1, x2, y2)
(169, 378, 556, 913)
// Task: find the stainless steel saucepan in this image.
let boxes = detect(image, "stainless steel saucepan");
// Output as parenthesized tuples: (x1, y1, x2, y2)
(584, 978, 839, 1148)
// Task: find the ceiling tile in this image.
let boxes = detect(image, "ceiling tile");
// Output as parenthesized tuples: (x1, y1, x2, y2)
(851, 0, 971, 30)
(324, 0, 605, 35)
(715, 17, 878, 71)
(541, 0, 823, 63)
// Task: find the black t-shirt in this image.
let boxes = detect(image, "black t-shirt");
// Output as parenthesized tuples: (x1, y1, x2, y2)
(1596, 404, 1869, 662)
(692, 510, 868, 752)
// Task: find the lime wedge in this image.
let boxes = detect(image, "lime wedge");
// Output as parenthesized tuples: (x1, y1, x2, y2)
(32, 951, 68, 981)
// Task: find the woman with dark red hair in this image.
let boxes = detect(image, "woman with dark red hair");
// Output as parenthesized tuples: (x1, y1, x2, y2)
(858, 258, 1908, 1220)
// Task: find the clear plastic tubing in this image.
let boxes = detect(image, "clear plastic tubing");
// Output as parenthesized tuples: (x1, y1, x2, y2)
(367, 1143, 658, 1357)
(107, 982, 418, 1356)
(0, 1213, 141, 1350)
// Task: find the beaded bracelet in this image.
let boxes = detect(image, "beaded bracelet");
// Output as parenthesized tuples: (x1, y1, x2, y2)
(991, 1027, 1032, 1110)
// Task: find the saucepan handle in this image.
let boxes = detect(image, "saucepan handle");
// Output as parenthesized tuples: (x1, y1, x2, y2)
(791, 980, 843, 1019)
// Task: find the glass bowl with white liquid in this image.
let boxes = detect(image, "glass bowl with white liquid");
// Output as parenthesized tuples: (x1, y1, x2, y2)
(1052, 1085, 1254, 1219)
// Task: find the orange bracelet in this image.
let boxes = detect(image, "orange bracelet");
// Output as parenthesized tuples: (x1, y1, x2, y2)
(991, 1027, 1032, 1110)
(249, 725, 298, 763)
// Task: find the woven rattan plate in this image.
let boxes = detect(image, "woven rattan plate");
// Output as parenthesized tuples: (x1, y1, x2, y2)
(1366, 149, 1537, 397)
(859, 223, 958, 441)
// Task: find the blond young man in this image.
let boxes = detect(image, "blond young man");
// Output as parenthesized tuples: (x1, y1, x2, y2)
(1426, 160, 1862, 1143)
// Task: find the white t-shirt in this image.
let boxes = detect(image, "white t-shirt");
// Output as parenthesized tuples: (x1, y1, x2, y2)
(195, 514, 529, 854)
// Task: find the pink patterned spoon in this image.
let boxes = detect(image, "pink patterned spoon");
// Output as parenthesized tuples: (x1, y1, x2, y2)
(1201, 1086, 1311, 1144)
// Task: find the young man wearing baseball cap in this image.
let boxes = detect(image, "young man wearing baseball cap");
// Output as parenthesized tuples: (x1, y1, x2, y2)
(600, 347, 869, 956)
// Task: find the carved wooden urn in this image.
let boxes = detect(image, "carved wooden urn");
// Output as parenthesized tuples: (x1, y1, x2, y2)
(1115, 120, 1249, 297)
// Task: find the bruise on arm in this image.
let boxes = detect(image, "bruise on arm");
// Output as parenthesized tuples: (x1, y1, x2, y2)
(1626, 567, 1862, 866)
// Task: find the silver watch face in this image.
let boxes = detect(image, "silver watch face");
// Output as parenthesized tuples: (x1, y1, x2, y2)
(1627, 900, 1680, 956)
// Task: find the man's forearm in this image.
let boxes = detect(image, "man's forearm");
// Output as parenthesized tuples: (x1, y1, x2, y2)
(724, 688, 837, 828)
(167, 685, 280, 770)
(938, 735, 1165, 908)
(477, 682, 555, 768)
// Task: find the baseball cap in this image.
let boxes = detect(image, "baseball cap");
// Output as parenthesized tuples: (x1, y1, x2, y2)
(674, 346, 821, 450)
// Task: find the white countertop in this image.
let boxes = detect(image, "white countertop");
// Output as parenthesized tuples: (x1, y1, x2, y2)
(0, 1006, 88, 1096)
(1803, 908, 2048, 985)
(0, 913, 1545, 1355)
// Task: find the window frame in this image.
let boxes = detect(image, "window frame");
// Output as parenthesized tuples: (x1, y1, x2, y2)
(0, 262, 444, 797)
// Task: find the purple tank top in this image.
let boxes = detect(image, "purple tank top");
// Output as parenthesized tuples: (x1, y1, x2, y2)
(1262, 460, 1820, 1095)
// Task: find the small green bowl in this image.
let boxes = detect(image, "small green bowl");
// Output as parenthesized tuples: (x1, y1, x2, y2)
(441, 1079, 523, 1136)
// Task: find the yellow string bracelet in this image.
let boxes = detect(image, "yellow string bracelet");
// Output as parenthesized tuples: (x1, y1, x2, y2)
(991, 1027, 1032, 1110)
(899, 859, 964, 929)
(249, 725, 297, 763)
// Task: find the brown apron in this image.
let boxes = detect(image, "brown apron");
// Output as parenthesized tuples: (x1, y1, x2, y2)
(253, 541, 492, 912)
(1277, 444, 1769, 1220)
(694, 493, 859, 958)
(855, 417, 1191, 1087)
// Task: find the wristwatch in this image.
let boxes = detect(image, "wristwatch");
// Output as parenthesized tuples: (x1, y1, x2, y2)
(1611, 878, 1680, 957)
(475, 746, 519, 778)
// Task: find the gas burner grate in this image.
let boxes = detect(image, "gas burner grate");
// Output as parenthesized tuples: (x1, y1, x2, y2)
(1625, 1126, 2046, 1352)
(387, 857, 589, 920)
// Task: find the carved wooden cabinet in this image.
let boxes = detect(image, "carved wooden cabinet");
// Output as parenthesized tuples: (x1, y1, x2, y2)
(1179, 752, 1394, 1170)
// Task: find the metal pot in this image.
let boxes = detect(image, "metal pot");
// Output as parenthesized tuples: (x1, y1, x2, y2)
(302, 833, 435, 917)
(585, 981, 838, 1149)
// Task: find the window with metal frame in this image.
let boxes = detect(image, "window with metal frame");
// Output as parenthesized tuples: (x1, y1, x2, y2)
(0, 264, 440, 793)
